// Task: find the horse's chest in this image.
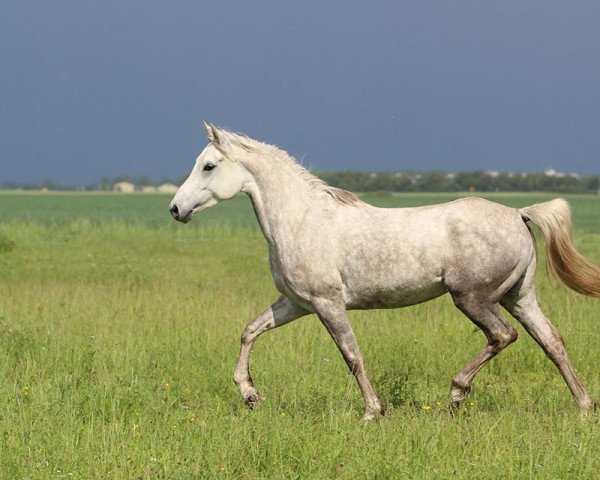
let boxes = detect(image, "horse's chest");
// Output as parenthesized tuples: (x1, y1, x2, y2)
(268, 250, 314, 301)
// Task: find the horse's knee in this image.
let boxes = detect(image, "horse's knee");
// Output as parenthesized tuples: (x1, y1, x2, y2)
(241, 329, 252, 345)
(240, 324, 264, 345)
(344, 352, 364, 374)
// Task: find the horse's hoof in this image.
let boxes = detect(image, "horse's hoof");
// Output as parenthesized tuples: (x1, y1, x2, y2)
(243, 389, 260, 409)
(449, 385, 470, 414)
(579, 398, 597, 418)
(449, 396, 466, 415)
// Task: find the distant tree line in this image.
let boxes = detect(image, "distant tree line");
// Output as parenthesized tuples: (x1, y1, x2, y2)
(0, 175, 181, 192)
(2, 171, 599, 193)
(317, 170, 600, 194)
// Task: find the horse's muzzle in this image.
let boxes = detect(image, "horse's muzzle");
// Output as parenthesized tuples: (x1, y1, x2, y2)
(169, 204, 192, 223)
(169, 203, 180, 219)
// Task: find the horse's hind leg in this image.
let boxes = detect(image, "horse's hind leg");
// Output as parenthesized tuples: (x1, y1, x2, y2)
(449, 295, 518, 408)
(502, 292, 595, 413)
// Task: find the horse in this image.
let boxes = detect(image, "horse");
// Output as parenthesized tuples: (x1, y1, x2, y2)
(169, 122, 600, 420)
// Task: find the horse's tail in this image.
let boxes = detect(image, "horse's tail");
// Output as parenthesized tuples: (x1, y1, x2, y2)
(520, 198, 600, 298)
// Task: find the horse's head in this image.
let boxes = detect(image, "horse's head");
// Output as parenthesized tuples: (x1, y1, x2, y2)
(169, 122, 252, 223)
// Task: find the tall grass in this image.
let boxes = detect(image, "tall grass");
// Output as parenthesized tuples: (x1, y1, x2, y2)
(0, 193, 599, 478)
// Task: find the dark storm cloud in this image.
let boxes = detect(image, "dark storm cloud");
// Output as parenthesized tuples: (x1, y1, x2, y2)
(1, 0, 599, 184)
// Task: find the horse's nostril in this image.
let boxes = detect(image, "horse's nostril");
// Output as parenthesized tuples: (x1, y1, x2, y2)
(170, 204, 179, 219)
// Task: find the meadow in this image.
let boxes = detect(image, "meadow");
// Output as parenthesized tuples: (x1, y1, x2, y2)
(0, 191, 599, 479)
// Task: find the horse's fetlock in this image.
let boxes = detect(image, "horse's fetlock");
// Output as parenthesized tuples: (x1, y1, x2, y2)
(234, 371, 252, 387)
(451, 376, 469, 392)
(363, 404, 384, 421)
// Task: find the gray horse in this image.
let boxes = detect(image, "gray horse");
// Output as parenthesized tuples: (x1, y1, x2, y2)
(170, 123, 600, 420)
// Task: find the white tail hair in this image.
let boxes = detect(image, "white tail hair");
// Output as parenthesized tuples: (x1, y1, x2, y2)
(520, 198, 600, 298)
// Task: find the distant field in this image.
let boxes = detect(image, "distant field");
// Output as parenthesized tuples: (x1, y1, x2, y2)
(0, 192, 599, 478)
(0, 191, 598, 232)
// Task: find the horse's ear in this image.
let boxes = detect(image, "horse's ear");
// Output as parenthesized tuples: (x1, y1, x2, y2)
(203, 121, 212, 139)
(203, 122, 223, 147)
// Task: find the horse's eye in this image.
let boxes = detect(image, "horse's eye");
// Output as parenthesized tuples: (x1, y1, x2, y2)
(203, 163, 216, 172)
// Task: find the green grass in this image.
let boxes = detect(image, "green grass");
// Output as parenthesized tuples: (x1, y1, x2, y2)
(0, 192, 599, 479)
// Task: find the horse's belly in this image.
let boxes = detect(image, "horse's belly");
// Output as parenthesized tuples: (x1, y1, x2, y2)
(344, 276, 447, 310)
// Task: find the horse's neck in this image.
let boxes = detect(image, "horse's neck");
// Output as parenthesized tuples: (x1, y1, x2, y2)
(242, 159, 319, 247)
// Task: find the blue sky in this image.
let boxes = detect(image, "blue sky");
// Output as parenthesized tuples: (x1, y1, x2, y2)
(1, 1, 599, 184)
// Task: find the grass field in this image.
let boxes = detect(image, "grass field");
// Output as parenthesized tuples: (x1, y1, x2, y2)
(0, 192, 599, 479)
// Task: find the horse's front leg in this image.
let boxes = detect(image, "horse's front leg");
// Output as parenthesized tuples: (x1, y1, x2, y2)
(233, 295, 308, 409)
(312, 297, 384, 421)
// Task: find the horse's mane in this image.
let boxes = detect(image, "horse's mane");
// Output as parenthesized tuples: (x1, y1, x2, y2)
(217, 128, 362, 206)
